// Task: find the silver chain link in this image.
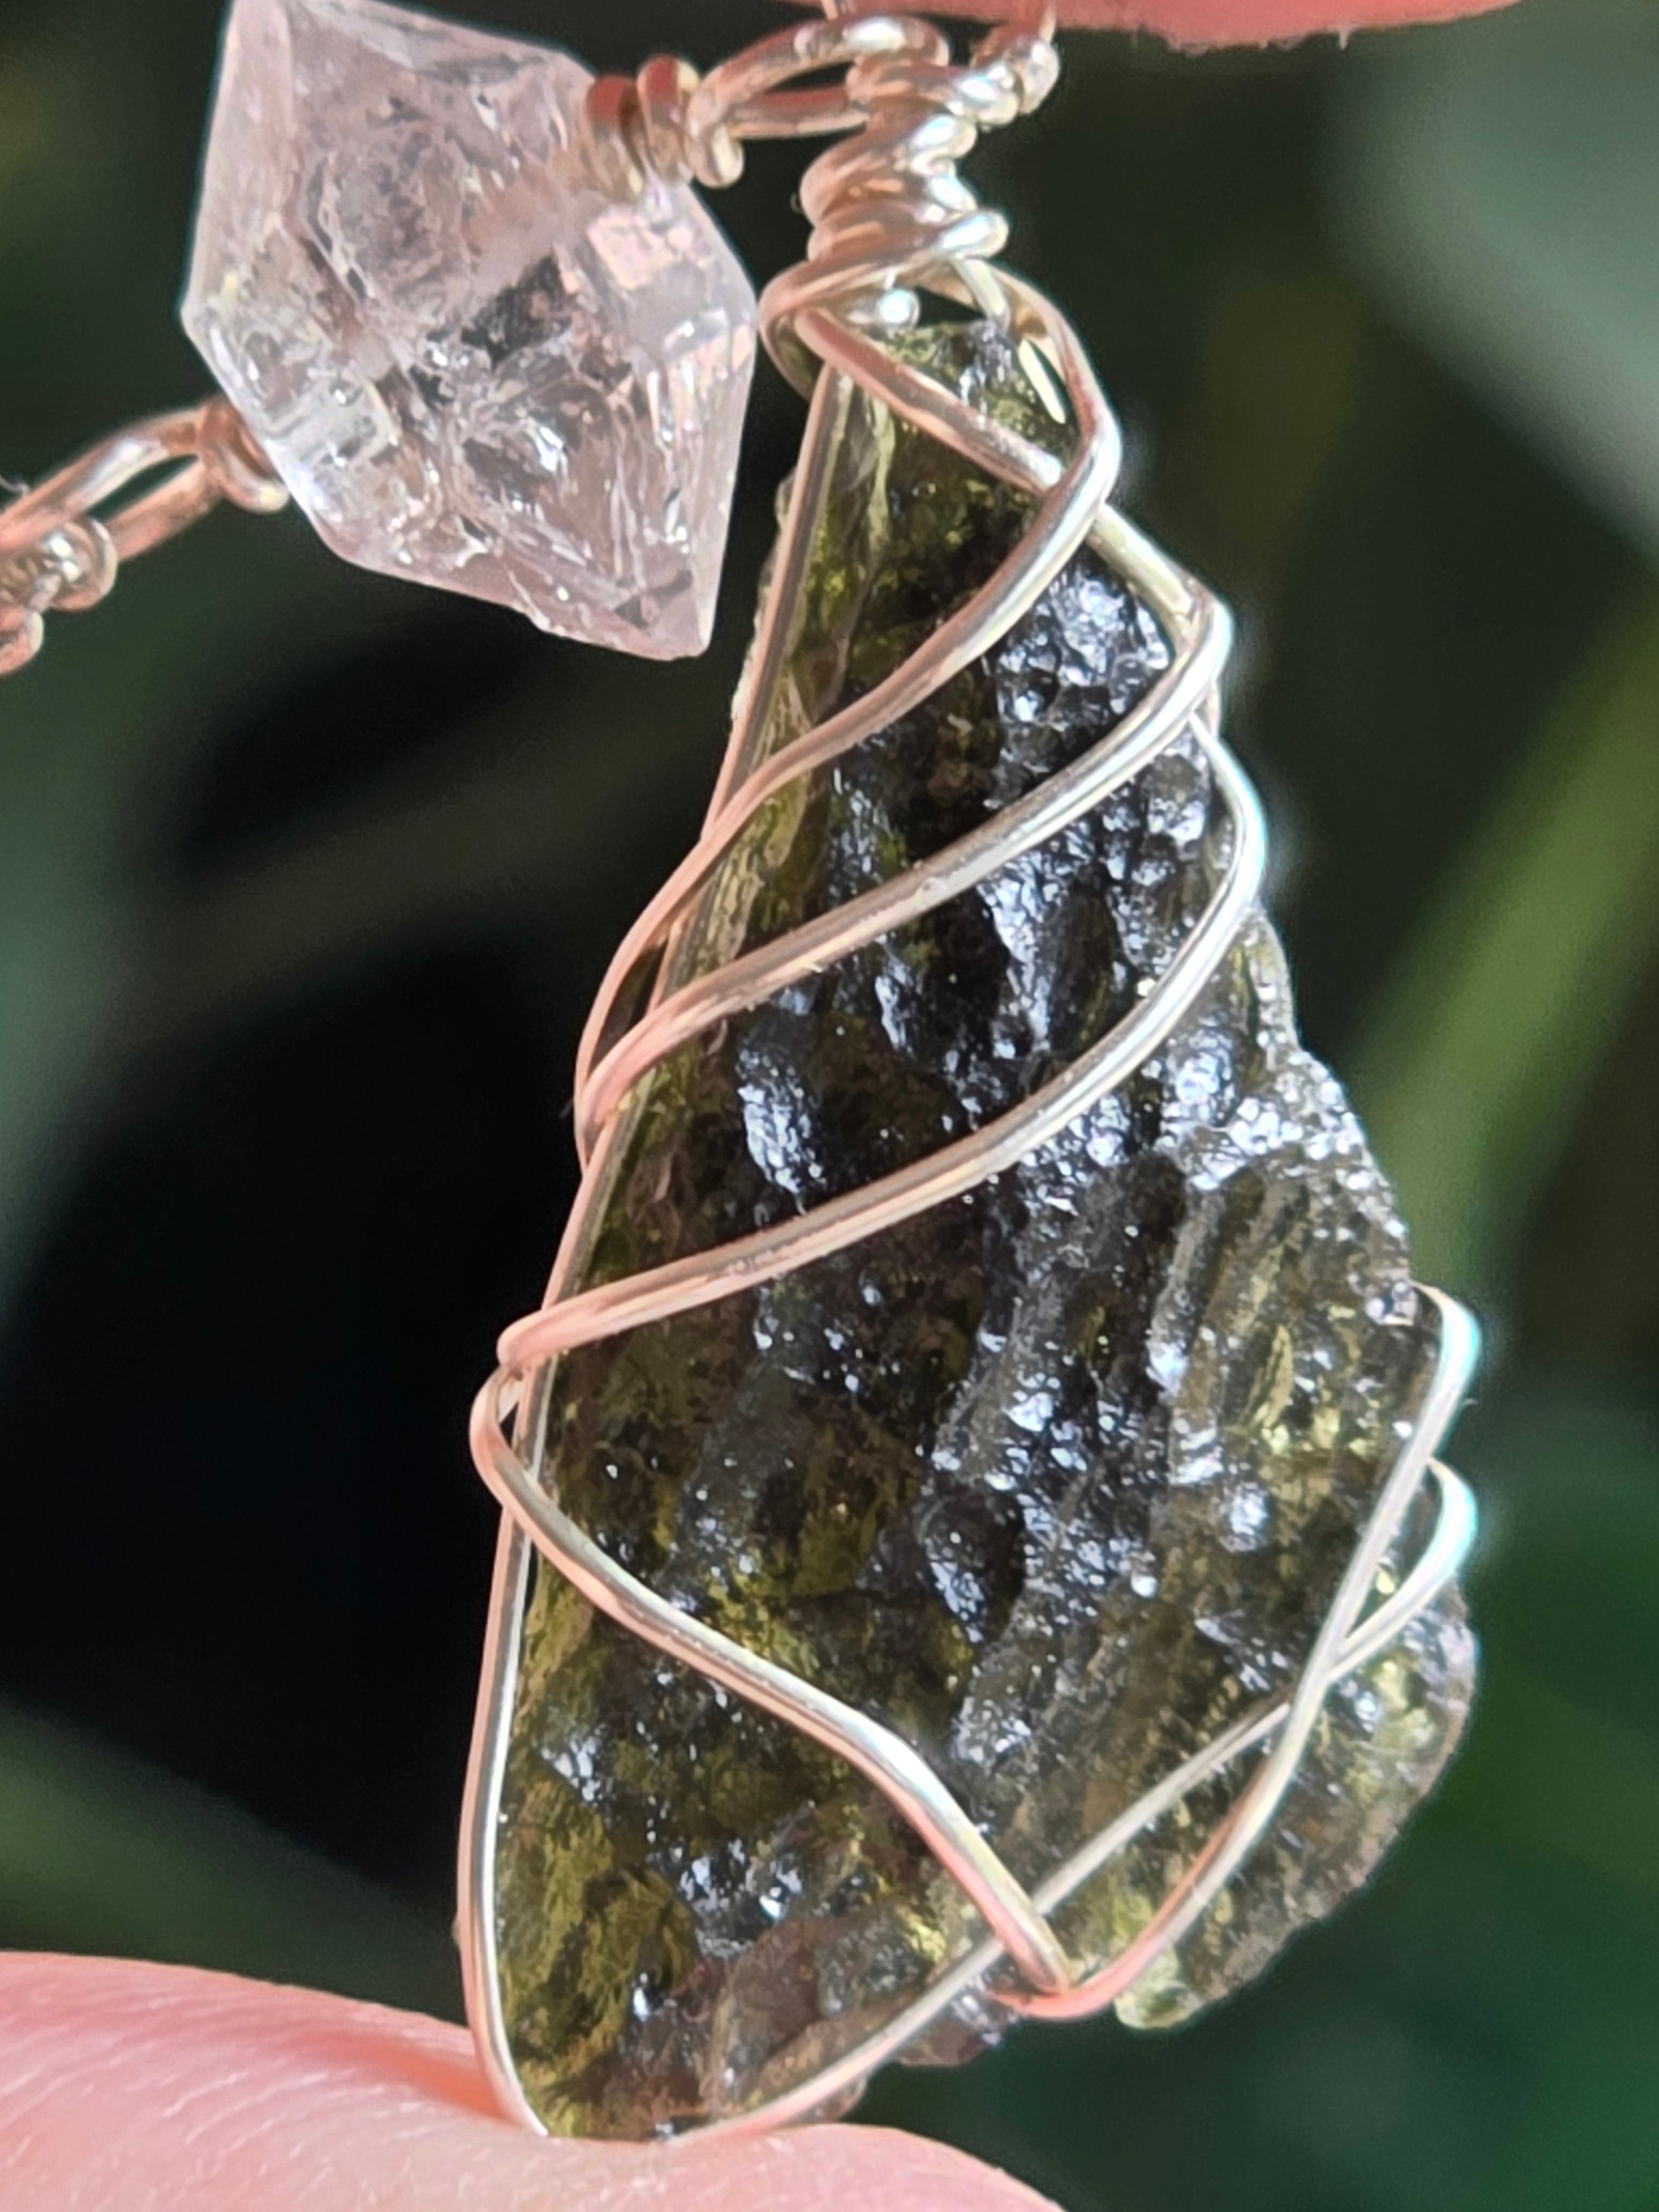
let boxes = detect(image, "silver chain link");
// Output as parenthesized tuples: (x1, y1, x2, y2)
(0, 394, 285, 676)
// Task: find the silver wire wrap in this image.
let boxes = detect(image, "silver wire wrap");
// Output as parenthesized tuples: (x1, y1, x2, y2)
(462, 8, 1479, 2137)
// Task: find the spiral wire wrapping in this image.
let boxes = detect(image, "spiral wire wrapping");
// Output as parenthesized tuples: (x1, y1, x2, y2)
(0, 395, 285, 675)
(462, 8, 1480, 2135)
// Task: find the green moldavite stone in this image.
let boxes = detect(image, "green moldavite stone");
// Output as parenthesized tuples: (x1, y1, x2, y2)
(493, 325, 1474, 2136)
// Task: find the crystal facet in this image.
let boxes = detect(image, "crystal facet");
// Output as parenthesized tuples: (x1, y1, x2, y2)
(492, 327, 1475, 2136)
(182, 0, 757, 656)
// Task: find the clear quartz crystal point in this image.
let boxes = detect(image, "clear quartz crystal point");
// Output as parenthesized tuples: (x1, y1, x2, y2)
(181, 0, 757, 658)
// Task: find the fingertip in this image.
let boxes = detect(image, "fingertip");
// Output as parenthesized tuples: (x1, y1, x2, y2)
(0, 1956, 1063, 2212)
(778, 0, 1522, 40)
(675, 2123, 1065, 2212)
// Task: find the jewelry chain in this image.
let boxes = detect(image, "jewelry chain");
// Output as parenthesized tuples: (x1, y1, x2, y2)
(0, 396, 285, 676)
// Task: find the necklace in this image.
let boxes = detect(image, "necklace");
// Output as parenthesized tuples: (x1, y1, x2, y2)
(0, 0, 1477, 2146)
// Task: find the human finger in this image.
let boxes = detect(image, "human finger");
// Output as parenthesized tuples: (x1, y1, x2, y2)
(796, 0, 1519, 43)
(0, 1953, 1062, 2212)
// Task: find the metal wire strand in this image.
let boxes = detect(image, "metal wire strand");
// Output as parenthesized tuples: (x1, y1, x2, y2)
(0, 395, 285, 675)
(462, 6, 1479, 2142)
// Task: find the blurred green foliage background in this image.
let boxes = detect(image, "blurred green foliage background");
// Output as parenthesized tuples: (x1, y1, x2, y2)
(1, 0, 1656, 2205)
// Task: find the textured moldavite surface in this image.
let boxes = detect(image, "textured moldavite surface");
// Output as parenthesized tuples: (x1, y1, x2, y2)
(493, 327, 1474, 2136)
(183, 0, 755, 656)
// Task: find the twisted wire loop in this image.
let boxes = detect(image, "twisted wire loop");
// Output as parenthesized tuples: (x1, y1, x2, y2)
(463, 8, 1480, 2137)
(0, 395, 285, 676)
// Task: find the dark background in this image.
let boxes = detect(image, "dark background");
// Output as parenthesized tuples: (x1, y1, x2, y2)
(1, 1, 1656, 2207)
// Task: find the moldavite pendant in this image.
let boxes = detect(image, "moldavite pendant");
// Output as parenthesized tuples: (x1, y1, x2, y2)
(2, 3, 1480, 2126)
(465, 322, 1477, 2139)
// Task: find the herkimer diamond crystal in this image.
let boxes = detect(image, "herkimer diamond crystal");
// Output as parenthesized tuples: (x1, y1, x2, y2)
(182, 0, 755, 657)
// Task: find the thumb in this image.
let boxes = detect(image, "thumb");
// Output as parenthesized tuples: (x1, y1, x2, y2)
(800, 0, 1521, 39)
(0, 1954, 1060, 2212)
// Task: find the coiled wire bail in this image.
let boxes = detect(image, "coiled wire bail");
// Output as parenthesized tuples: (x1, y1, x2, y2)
(776, 9, 1060, 375)
(580, 6, 1060, 384)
